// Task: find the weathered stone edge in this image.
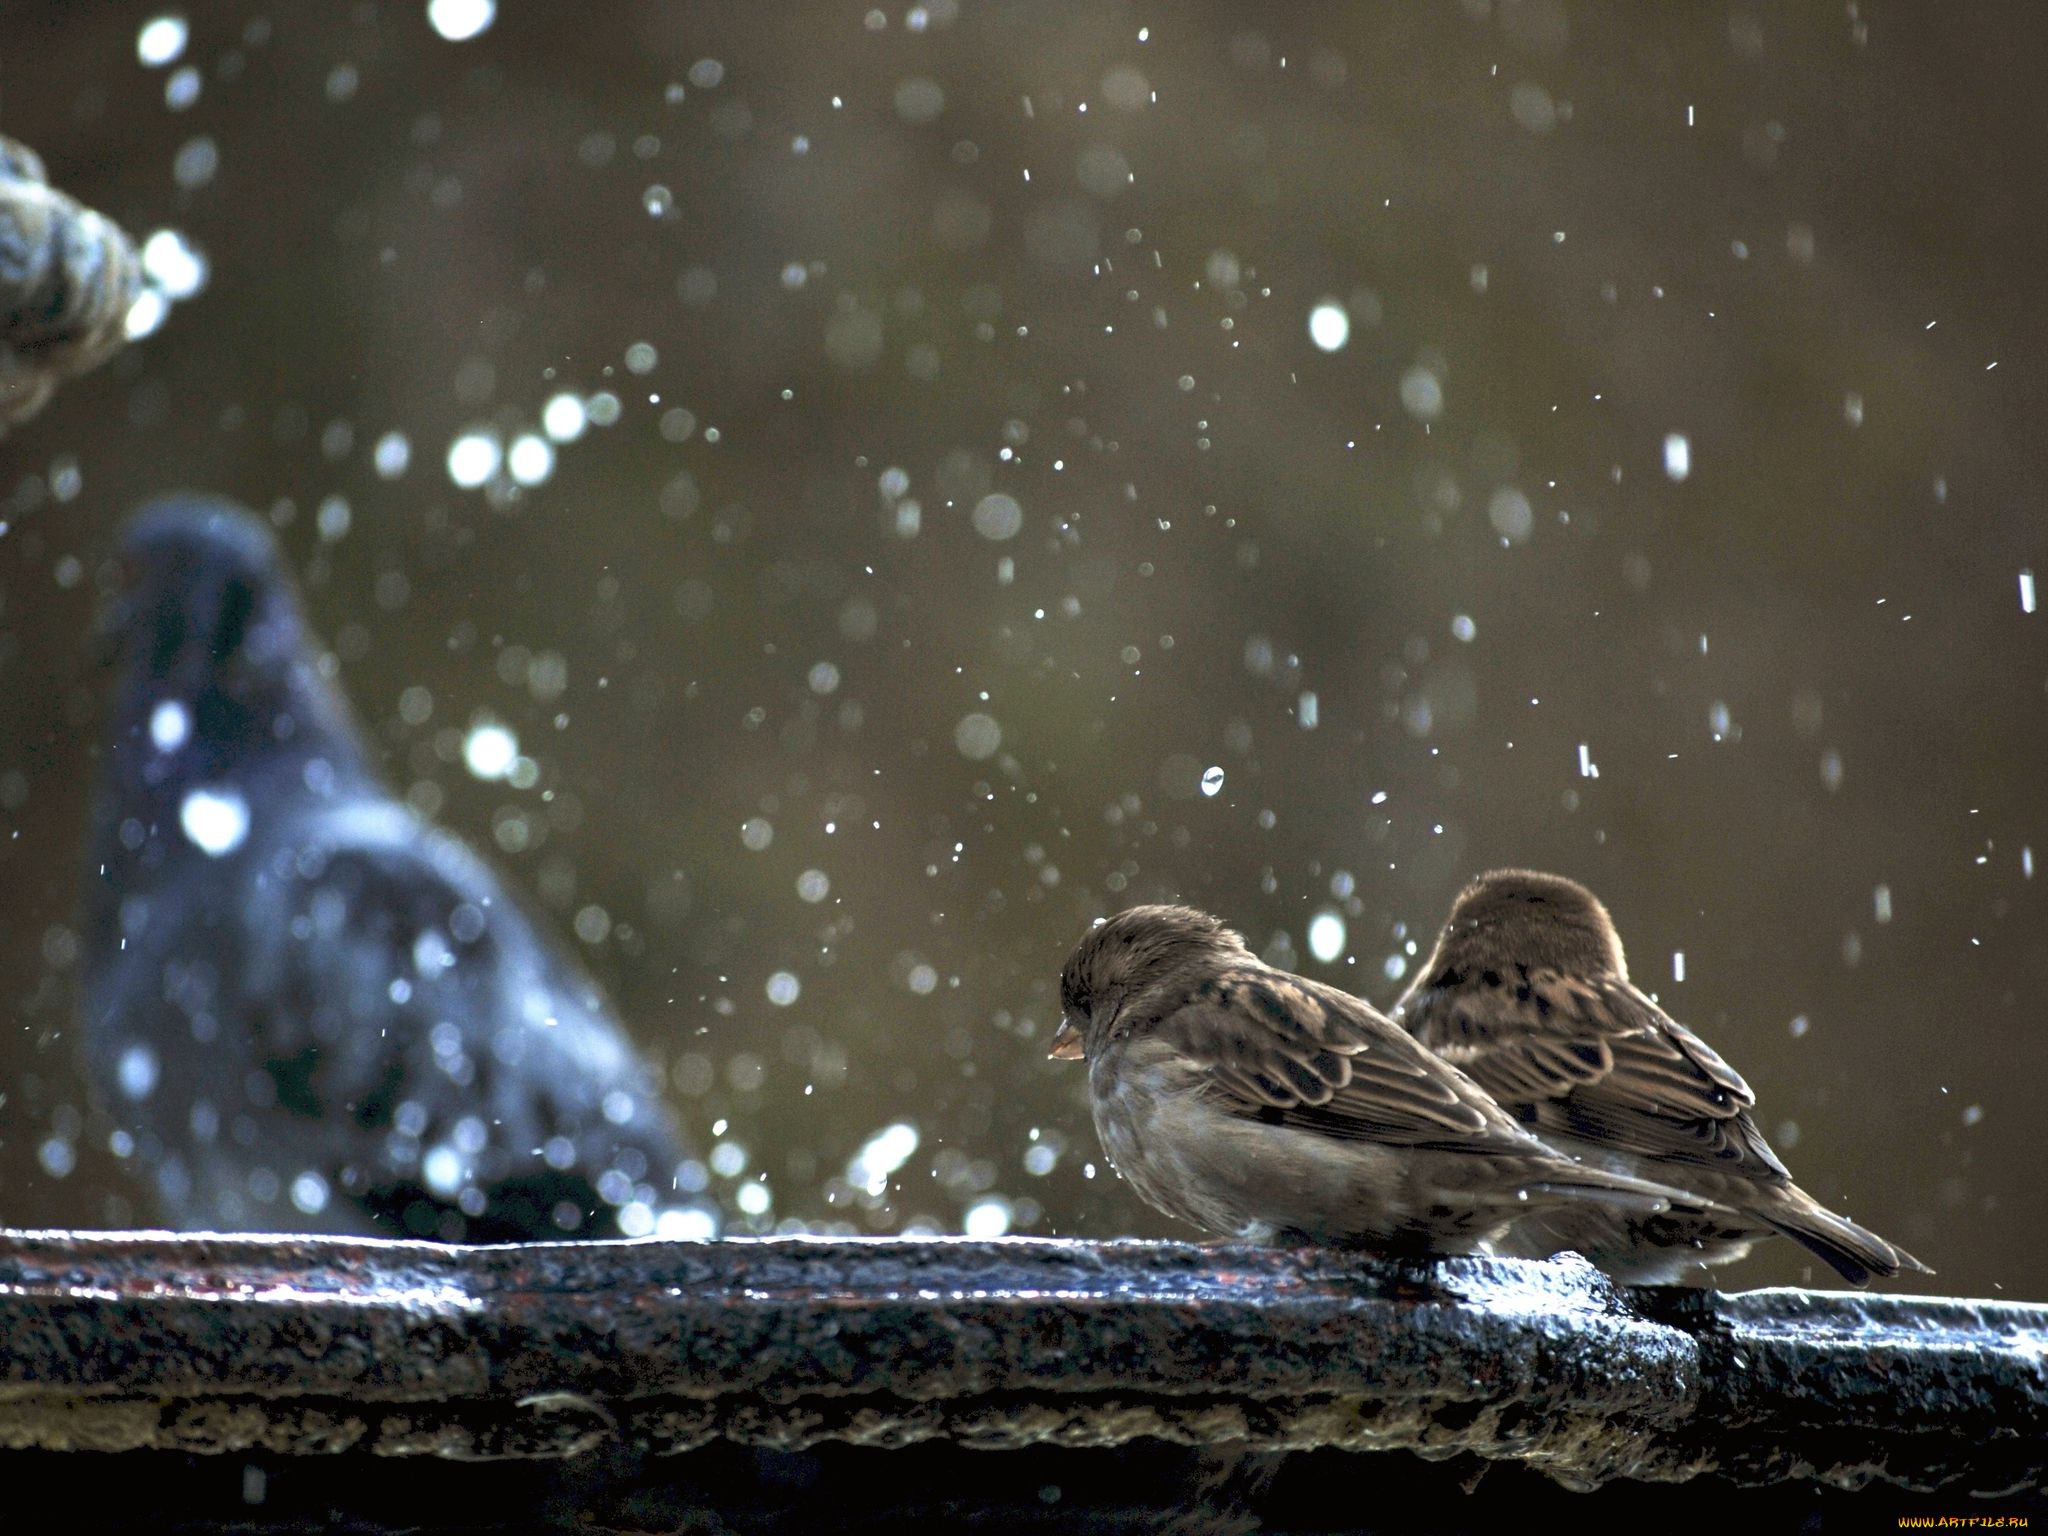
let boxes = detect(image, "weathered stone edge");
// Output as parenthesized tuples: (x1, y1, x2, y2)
(0, 1230, 2034, 1494)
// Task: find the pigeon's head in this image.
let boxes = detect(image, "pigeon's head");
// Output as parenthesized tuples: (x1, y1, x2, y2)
(1428, 868, 1628, 980)
(101, 494, 358, 788)
(1049, 904, 1248, 1061)
(114, 495, 299, 686)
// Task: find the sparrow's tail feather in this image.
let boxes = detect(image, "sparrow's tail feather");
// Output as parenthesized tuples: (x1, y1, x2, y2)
(1524, 1166, 1727, 1218)
(1752, 1188, 1932, 1285)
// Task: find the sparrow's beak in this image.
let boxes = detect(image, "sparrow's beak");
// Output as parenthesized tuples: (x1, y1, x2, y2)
(1048, 1016, 1085, 1061)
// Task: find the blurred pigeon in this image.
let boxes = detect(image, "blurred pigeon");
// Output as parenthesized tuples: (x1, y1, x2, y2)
(1395, 869, 1929, 1284)
(79, 493, 696, 1241)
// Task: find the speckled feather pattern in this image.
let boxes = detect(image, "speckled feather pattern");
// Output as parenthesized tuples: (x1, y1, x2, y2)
(1395, 868, 1928, 1284)
(1055, 904, 1721, 1256)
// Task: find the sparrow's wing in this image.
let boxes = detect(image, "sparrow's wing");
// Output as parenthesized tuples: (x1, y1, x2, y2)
(1403, 968, 1788, 1176)
(1150, 966, 1525, 1147)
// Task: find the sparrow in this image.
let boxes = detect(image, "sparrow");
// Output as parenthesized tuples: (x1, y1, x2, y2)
(78, 493, 696, 1241)
(1394, 868, 1930, 1285)
(1050, 904, 1720, 1257)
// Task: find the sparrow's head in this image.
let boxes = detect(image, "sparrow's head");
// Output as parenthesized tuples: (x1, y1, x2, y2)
(1049, 904, 1247, 1061)
(99, 493, 363, 793)
(1427, 868, 1628, 980)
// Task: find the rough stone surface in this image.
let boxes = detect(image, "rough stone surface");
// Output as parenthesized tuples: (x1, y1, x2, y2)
(0, 136, 141, 430)
(0, 1229, 2039, 1509)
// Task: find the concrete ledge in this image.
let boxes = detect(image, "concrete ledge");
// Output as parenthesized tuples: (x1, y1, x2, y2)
(0, 1230, 2039, 1501)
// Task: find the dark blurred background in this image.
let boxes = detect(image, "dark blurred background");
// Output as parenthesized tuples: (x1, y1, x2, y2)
(0, 0, 2040, 1295)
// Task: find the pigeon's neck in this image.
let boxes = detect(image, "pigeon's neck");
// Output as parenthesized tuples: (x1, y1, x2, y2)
(85, 663, 383, 938)
(132, 654, 373, 779)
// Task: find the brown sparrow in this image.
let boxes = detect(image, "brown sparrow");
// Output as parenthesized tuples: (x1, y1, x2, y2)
(1051, 904, 1721, 1257)
(1394, 868, 1930, 1284)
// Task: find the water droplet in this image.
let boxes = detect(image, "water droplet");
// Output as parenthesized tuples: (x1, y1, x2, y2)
(137, 14, 189, 67)
(894, 76, 946, 124)
(373, 431, 412, 478)
(179, 787, 250, 856)
(165, 64, 201, 110)
(657, 1206, 719, 1240)
(423, 1146, 465, 1197)
(125, 290, 169, 341)
(1487, 486, 1534, 542)
(463, 722, 517, 780)
(1307, 300, 1349, 352)
(963, 1196, 1012, 1238)
(542, 393, 589, 442)
(172, 136, 219, 190)
(971, 492, 1023, 540)
(1307, 912, 1347, 963)
(426, 0, 497, 43)
(506, 433, 554, 485)
(142, 229, 208, 299)
(955, 712, 1002, 760)
(1399, 366, 1443, 420)
(1509, 80, 1557, 133)
(117, 1044, 159, 1101)
(446, 430, 501, 489)
(149, 699, 190, 753)
(1199, 765, 1225, 797)
(316, 496, 351, 542)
